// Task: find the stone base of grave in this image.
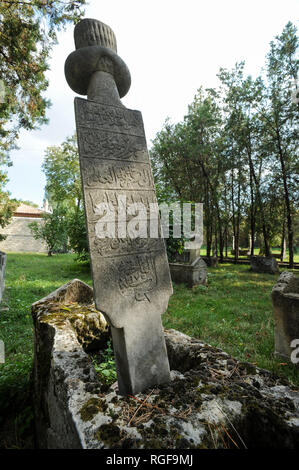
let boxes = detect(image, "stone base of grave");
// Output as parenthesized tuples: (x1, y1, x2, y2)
(32, 279, 299, 449)
(169, 257, 207, 288)
(204, 256, 218, 267)
(250, 256, 280, 274)
(272, 272, 299, 362)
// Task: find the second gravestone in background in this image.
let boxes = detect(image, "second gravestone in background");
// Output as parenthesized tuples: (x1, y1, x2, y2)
(65, 18, 173, 395)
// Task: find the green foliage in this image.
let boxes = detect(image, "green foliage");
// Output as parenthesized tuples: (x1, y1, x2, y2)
(41, 134, 89, 261)
(29, 206, 68, 255)
(0, 252, 91, 448)
(0, 0, 86, 159)
(151, 22, 298, 264)
(92, 341, 117, 386)
(43, 135, 82, 209)
(16, 199, 39, 208)
(67, 207, 89, 262)
(0, 174, 18, 241)
(0, 1, 86, 257)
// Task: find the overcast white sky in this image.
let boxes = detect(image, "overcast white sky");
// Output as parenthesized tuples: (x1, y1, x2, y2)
(6, 0, 299, 207)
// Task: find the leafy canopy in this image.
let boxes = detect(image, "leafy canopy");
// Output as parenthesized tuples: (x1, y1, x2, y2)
(0, 0, 86, 160)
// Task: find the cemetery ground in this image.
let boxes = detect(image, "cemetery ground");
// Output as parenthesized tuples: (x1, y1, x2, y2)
(0, 253, 298, 448)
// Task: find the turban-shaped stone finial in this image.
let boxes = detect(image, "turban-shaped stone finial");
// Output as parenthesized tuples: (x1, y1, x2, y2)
(65, 18, 131, 102)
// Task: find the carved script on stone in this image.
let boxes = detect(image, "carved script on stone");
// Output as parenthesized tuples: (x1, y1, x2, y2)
(77, 129, 149, 162)
(76, 98, 143, 135)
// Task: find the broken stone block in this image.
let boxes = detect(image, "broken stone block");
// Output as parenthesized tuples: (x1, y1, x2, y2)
(271, 271, 299, 362)
(250, 256, 280, 274)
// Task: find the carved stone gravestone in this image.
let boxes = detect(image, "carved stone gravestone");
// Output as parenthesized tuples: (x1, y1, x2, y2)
(65, 18, 172, 395)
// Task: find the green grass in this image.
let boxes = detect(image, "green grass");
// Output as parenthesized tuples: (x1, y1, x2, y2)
(163, 263, 299, 386)
(0, 253, 298, 447)
(200, 246, 299, 263)
(200, 245, 299, 263)
(0, 253, 91, 448)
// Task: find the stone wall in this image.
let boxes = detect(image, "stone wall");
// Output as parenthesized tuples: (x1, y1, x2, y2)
(0, 217, 47, 253)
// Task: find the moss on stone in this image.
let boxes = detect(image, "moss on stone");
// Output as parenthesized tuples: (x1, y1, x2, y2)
(94, 423, 121, 445)
(238, 361, 257, 375)
(38, 301, 109, 351)
(79, 397, 107, 422)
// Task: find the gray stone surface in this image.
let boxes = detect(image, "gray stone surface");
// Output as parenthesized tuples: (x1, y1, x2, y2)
(65, 18, 172, 395)
(65, 18, 130, 104)
(271, 272, 299, 361)
(250, 255, 280, 274)
(32, 280, 299, 449)
(169, 257, 207, 288)
(31, 279, 109, 448)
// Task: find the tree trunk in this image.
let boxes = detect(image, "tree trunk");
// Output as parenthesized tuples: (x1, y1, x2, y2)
(231, 169, 238, 263)
(225, 227, 228, 258)
(249, 165, 256, 256)
(218, 215, 224, 261)
(280, 216, 286, 262)
(275, 126, 294, 268)
(247, 148, 270, 256)
(235, 168, 241, 263)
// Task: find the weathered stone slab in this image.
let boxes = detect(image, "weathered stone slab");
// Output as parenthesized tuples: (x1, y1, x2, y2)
(32, 280, 299, 449)
(79, 153, 154, 190)
(75, 100, 172, 321)
(66, 18, 172, 395)
(77, 128, 149, 162)
(272, 271, 299, 362)
(250, 255, 280, 274)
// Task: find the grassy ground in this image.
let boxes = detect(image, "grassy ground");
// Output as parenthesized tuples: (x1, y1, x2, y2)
(0, 253, 91, 448)
(164, 264, 299, 386)
(200, 246, 299, 263)
(0, 252, 298, 448)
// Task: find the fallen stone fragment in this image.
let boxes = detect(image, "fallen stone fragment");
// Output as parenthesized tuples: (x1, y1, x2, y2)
(250, 256, 280, 274)
(272, 271, 299, 362)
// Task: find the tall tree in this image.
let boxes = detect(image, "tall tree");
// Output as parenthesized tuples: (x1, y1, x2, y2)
(0, 0, 86, 160)
(42, 134, 82, 209)
(0, 1, 85, 238)
(151, 88, 226, 259)
(40, 134, 88, 261)
(263, 22, 298, 267)
(151, 23, 298, 263)
(29, 206, 68, 256)
(0, 172, 17, 241)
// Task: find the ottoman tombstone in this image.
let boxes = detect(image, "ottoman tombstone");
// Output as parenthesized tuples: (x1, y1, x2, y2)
(271, 271, 299, 362)
(65, 19, 172, 395)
